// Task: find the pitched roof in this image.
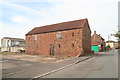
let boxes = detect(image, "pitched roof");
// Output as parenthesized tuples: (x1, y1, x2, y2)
(2, 37, 25, 42)
(106, 40, 115, 43)
(91, 42, 100, 45)
(26, 19, 88, 35)
(91, 32, 105, 46)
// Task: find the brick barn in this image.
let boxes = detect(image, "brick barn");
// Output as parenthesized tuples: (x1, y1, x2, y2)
(25, 19, 91, 57)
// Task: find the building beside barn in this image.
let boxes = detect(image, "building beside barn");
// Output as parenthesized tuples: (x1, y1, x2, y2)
(105, 41, 118, 49)
(1, 37, 25, 52)
(91, 31, 105, 52)
(26, 19, 91, 57)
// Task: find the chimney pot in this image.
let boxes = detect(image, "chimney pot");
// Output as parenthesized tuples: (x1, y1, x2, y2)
(94, 31, 96, 34)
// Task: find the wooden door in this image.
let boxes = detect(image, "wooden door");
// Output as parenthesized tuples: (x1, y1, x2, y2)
(50, 44, 54, 56)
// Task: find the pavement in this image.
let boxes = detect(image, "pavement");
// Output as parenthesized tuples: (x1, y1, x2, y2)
(1, 53, 93, 79)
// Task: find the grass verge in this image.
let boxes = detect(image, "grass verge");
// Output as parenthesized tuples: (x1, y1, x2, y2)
(0, 52, 5, 54)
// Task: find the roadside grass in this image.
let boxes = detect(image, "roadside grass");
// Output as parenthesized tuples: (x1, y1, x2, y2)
(0, 52, 6, 54)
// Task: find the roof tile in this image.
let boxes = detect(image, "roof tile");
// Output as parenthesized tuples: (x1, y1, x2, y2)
(26, 19, 87, 35)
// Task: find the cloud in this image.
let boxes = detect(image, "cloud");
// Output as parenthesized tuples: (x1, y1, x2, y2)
(0, 23, 27, 38)
(0, 22, 30, 46)
(0, 1, 51, 17)
(0, 0, 119, 48)
(11, 15, 28, 24)
(47, 0, 118, 41)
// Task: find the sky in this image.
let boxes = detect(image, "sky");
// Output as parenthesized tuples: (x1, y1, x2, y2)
(0, 0, 119, 47)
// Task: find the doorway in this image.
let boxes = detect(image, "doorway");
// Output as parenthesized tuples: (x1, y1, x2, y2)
(50, 44, 54, 56)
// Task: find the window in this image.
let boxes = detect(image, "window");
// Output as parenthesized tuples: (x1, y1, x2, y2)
(34, 35, 38, 40)
(28, 37, 30, 40)
(59, 44, 61, 48)
(72, 33, 74, 36)
(72, 44, 74, 47)
(56, 32, 62, 39)
(16, 42, 19, 45)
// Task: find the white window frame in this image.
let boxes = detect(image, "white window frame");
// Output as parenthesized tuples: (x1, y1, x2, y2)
(56, 32, 62, 39)
(34, 35, 38, 40)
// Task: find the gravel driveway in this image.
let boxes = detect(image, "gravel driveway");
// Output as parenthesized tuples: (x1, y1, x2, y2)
(2, 52, 71, 63)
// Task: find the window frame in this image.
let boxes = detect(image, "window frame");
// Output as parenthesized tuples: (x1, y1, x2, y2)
(34, 35, 38, 41)
(56, 32, 62, 39)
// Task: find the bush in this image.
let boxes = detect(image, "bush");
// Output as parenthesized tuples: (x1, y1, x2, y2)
(107, 45, 111, 48)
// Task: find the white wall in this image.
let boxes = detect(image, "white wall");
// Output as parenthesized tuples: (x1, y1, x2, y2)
(106, 42, 118, 49)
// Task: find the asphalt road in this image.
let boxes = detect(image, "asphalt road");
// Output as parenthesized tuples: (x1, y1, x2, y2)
(43, 50, 118, 78)
(1, 53, 92, 78)
(1, 57, 44, 78)
(1, 50, 118, 79)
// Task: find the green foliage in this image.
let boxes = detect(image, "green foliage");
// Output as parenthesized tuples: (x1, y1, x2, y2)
(0, 52, 5, 54)
(107, 45, 110, 48)
(113, 31, 120, 40)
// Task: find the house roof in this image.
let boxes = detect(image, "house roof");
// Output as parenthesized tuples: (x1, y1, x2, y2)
(106, 40, 115, 43)
(91, 41, 100, 45)
(2, 37, 25, 42)
(26, 19, 89, 35)
(91, 32, 105, 46)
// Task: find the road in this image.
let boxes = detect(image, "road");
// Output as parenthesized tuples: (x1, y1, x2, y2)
(42, 50, 118, 78)
(1, 57, 43, 78)
(1, 53, 92, 78)
(1, 50, 118, 79)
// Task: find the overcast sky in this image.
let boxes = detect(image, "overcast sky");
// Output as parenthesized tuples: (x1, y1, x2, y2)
(0, 0, 119, 46)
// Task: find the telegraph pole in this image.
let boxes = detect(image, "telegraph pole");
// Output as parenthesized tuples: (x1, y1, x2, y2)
(108, 34, 110, 45)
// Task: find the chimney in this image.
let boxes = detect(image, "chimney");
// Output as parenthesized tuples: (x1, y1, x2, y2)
(94, 31, 96, 34)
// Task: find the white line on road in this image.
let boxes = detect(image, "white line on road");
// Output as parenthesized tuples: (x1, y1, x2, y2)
(0, 60, 9, 63)
(33, 56, 94, 79)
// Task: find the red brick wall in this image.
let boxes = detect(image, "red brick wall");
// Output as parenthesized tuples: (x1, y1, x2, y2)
(82, 21, 91, 54)
(26, 29, 83, 57)
(91, 31, 105, 51)
(91, 34, 101, 44)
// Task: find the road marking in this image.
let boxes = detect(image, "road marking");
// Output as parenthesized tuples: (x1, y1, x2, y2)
(33, 56, 94, 79)
(0, 60, 9, 63)
(1, 55, 94, 79)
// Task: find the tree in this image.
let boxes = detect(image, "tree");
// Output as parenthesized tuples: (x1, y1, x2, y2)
(113, 31, 120, 40)
(113, 27, 120, 49)
(112, 26, 120, 40)
(107, 45, 111, 48)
